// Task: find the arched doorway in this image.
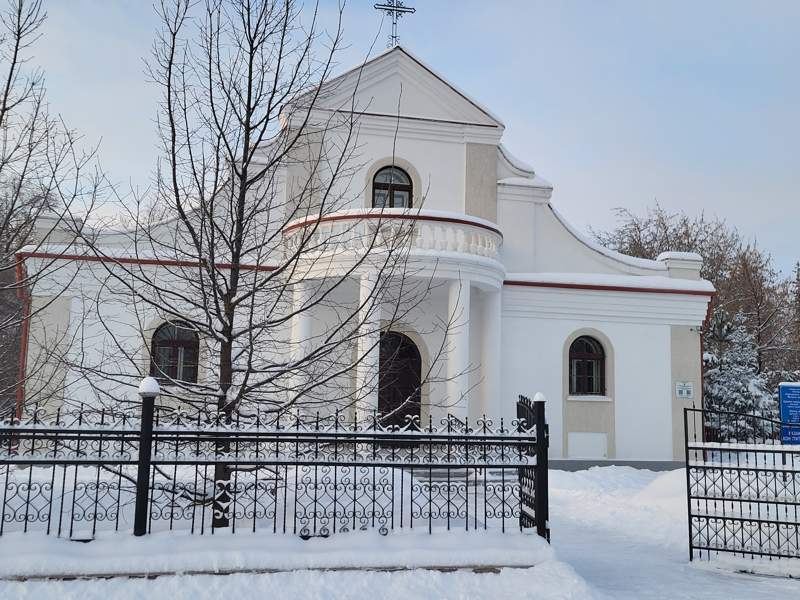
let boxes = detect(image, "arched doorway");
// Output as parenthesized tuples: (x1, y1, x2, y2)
(378, 331, 422, 428)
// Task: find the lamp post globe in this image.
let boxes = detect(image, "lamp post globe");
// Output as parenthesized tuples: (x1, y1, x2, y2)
(138, 376, 160, 399)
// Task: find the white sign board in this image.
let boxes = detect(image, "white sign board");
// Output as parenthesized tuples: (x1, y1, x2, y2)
(676, 381, 694, 400)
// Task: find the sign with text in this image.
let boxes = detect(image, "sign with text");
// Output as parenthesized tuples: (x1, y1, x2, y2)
(779, 383, 800, 445)
(675, 381, 694, 400)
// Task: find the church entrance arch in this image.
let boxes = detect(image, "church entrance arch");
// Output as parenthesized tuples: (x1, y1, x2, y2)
(378, 331, 422, 428)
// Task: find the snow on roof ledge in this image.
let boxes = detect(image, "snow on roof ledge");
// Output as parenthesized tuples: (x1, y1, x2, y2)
(498, 144, 535, 177)
(498, 176, 553, 190)
(657, 251, 702, 263)
(506, 272, 715, 294)
(657, 251, 704, 280)
(548, 206, 667, 272)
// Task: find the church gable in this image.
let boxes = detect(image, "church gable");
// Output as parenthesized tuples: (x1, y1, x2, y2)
(311, 47, 502, 128)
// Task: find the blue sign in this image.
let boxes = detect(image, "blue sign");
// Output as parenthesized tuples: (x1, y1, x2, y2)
(779, 383, 800, 445)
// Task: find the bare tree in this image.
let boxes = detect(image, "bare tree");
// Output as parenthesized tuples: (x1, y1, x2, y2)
(593, 204, 800, 392)
(56, 0, 468, 527)
(726, 245, 790, 375)
(591, 205, 741, 292)
(0, 0, 103, 414)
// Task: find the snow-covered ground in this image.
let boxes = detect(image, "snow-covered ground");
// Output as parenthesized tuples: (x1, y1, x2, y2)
(549, 467, 799, 598)
(1, 467, 798, 599)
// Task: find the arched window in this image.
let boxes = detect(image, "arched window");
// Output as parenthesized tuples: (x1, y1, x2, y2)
(569, 336, 606, 396)
(372, 166, 412, 208)
(150, 321, 199, 383)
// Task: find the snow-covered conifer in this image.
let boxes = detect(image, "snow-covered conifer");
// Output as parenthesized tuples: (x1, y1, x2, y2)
(704, 313, 777, 440)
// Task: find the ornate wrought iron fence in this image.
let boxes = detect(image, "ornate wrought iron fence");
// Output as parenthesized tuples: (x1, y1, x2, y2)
(1, 396, 549, 541)
(684, 407, 800, 562)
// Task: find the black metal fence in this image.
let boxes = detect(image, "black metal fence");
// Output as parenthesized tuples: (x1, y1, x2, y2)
(1, 396, 549, 542)
(684, 407, 800, 562)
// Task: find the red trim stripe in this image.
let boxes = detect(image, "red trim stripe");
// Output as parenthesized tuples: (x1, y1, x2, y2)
(503, 279, 714, 297)
(16, 252, 278, 273)
(283, 212, 503, 238)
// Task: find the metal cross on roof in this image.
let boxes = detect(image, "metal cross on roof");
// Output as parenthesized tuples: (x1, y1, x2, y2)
(374, 1, 415, 48)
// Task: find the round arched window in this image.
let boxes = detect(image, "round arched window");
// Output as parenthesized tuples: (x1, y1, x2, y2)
(150, 321, 199, 383)
(372, 166, 412, 208)
(569, 336, 606, 396)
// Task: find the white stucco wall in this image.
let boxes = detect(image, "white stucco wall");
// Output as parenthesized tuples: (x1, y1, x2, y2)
(499, 285, 702, 461)
(501, 312, 673, 460)
(339, 128, 467, 214)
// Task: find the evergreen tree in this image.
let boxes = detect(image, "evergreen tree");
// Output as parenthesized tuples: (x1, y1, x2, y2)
(704, 313, 777, 440)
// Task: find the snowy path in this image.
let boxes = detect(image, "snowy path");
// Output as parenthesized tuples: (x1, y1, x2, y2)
(554, 513, 796, 599)
(2, 467, 798, 599)
(549, 467, 800, 599)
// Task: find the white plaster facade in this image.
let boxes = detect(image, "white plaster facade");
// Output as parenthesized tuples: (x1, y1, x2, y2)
(18, 47, 713, 462)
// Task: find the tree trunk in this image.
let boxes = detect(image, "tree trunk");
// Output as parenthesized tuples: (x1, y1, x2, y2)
(212, 336, 234, 528)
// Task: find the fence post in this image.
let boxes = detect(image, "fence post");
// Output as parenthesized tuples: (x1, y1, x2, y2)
(683, 407, 694, 561)
(134, 377, 159, 536)
(533, 393, 550, 542)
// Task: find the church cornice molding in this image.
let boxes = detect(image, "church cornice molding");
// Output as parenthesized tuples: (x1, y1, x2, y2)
(497, 181, 553, 204)
(354, 112, 502, 145)
(501, 284, 712, 326)
(288, 107, 503, 145)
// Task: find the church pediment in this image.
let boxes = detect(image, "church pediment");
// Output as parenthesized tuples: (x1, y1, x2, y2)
(307, 47, 503, 128)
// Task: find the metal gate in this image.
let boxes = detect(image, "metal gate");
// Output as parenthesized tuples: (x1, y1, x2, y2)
(684, 406, 800, 561)
(517, 395, 550, 541)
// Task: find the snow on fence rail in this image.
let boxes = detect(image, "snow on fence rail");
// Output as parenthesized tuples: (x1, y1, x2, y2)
(0, 396, 549, 542)
(684, 407, 800, 563)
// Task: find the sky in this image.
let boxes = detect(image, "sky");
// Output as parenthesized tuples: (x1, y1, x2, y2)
(34, 0, 800, 273)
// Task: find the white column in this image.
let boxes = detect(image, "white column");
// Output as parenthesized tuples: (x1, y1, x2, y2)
(355, 273, 381, 420)
(290, 282, 313, 399)
(291, 283, 312, 359)
(479, 288, 502, 420)
(446, 279, 471, 420)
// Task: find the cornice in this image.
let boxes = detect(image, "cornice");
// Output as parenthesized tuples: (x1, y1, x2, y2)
(501, 284, 711, 326)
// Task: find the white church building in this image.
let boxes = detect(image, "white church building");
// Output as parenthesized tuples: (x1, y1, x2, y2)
(18, 47, 713, 464)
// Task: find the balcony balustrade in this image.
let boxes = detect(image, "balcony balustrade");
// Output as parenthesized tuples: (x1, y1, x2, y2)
(283, 208, 502, 264)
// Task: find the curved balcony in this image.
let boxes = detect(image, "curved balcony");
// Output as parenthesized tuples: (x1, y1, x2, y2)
(283, 208, 504, 284)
